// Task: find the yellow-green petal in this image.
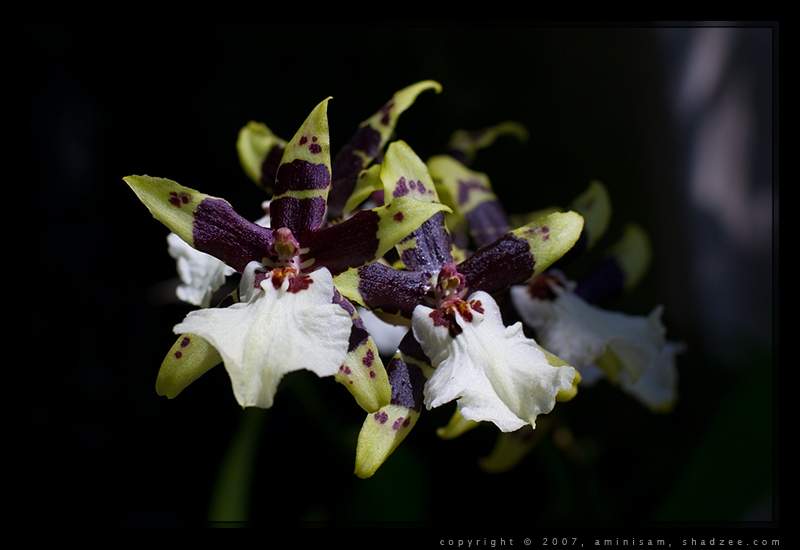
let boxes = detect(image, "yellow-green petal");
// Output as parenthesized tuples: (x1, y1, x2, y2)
(446, 120, 528, 166)
(478, 424, 547, 474)
(236, 121, 287, 192)
(156, 333, 222, 399)
(509, 211, 585, 278)
(569, 180, 611, 251)
(362, 81, 442, 145)
(608, 222, 652, 292)
(341, 164, 382, 218)
(124, 175, 218, 247)
(436, 408, 479, 440)
(354, 404, 420, 479)
(333, 306, 391, 413)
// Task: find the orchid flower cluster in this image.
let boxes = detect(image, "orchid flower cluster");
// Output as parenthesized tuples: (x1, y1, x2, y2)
(126, 81, 682, 478)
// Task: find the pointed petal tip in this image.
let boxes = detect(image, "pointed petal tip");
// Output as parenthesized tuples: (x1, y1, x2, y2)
(354, 405, 419, 478)
(512, 210, 585, 277)
(156, 333, 222, 399)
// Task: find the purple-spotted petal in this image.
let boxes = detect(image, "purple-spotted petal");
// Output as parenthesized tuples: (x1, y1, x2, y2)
(156, 333, 222, 399)
(427, 154, 512, 248)
(173, 266, 352, 409)
(270, 98, 332, 239)
(458, 211, 584, 296)
(331, 289, 391, 413)
(413, 291, 575, 432)
(304, 196, 450, 276)
(125, 175, 276, 273)
(328, 80, 442, 217)
(354, 330, 432, 478)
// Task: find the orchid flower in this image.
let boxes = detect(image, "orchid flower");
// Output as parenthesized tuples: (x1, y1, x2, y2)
(511, 224, 683, 413)
(332, 141, 583, 477)
(431, 145, 677, 408)
(125, 98, 448, 411)
(422, 127, 683, 472)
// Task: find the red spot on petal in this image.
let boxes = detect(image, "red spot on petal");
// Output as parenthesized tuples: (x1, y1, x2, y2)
(174, 351, 182, 359)
(393, 212, 404, 222)
(169, 191, 191, 207)
(362, 349, 375, 368)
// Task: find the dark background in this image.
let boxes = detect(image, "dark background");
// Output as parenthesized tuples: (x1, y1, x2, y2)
(26, 23, 776, 527)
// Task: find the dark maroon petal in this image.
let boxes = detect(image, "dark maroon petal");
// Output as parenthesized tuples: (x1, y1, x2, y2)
(398, 211, 454, 275)
(387, 358, 426, 412)
(192, 198, 275, 272)
(269, 196, 327, 242)
(327, 125, 383, 218)
(331, 288, 371, 353)
(258, 144, 285, 195)
(464, 200, 512, 249)
(274, 158, 331, 194)
(457, 233, 536, 296)
(301, 209, 382, 276)
(386, 331, 431, 412)
(355, 263, 432, 319)
(272, 158, 331, 234)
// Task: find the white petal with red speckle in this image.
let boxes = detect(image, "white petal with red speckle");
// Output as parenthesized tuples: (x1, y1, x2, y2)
(174, 266, 352, 408)
(412, 291, 575, 432)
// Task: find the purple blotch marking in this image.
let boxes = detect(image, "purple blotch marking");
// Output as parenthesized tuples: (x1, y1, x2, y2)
(379, 100, 395, 126)
(374, 411, 389, 424)
(275, 159, 330, 193)
(465, 201, 512, 249)
(457, 179, 486, 206)
(392, 177, 409, 198)
(169, 191, 191, 208)
(369, 371, 376, 378)
(300, 135, 321, 154)
(403, 417, 411, 428)
(458, 233, 535, 296)
(363, 349, 374, 368)
(181, 337, 191, 347)
(387, 355, 426, 411)
(393, 212, 404, 222)
(392, 417, 404, 430)
(174, 351, 182, 359)
(192, 198, 275, 273)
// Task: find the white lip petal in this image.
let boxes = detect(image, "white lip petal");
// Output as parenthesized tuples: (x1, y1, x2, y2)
(510, 284, 666, 382)
(173, 267, 352, 408)
(412, 291, 575, 432)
